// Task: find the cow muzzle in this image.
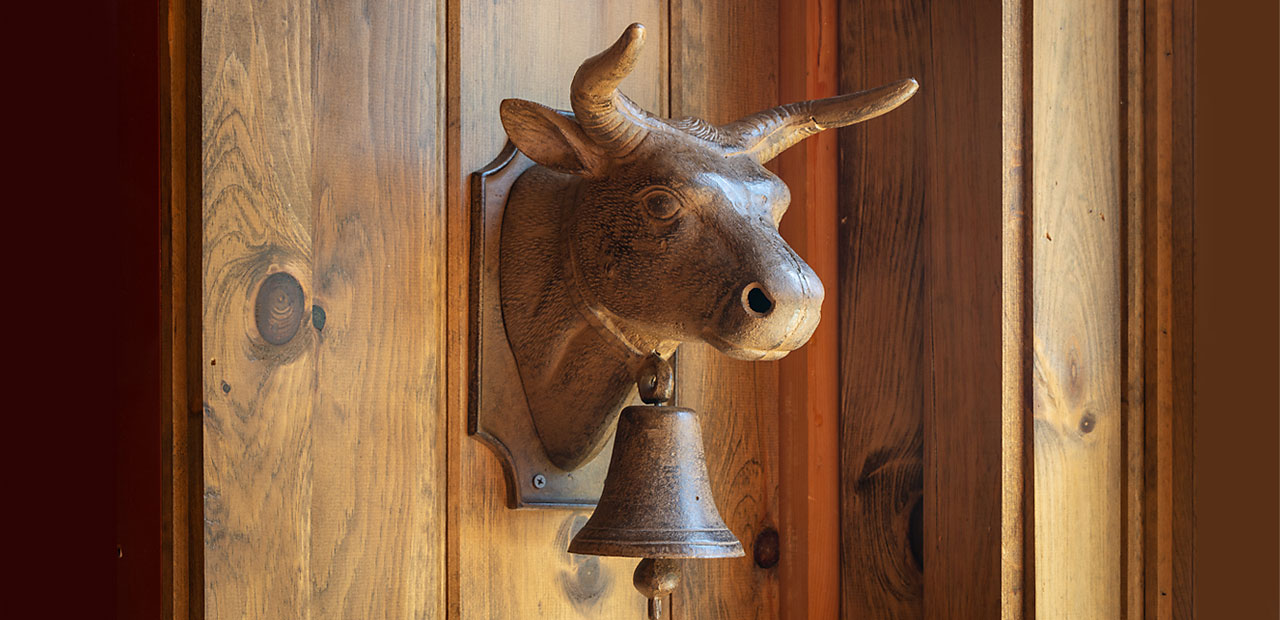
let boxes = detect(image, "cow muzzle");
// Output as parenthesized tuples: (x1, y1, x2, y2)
(703, 259, 824, 361)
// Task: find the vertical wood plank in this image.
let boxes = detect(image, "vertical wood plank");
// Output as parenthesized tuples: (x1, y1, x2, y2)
(1144, 0, 1196, 616)
(161, 0, 202, 618)
(1168, 0, 1194, 615)
(836, 0, 928, 615)
(1121, 0, 1146, 617)
(309, 0, 446, 617)
(202, 0, 447, 617)
(1031, 0, 1123, 617)
(1143, 2, 1175, 616)
(669, 2, 783, 618)
(919, 2, 1005, 618)
(447, 4, 667, 618)
(774, 0, 841, 618)
(202, 0, 316, 615)
(1002, 0, 1033, 616)
(838, 1, 1004, 618)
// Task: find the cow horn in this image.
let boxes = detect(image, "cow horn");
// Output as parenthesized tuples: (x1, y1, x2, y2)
(720, 78, 919, 164)
(571, 23, 655, 158)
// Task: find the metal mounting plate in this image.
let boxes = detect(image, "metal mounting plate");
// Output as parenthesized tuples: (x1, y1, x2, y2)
(468, 142, 625, 509)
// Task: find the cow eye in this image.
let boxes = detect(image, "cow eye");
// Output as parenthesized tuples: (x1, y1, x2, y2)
(639, 189, 680, 220)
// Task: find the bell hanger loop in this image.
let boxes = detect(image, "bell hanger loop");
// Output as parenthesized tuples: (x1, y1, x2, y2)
(635, 353, 673, 405)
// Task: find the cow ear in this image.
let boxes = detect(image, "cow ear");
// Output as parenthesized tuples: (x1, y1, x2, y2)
(500, 99, 605, 176)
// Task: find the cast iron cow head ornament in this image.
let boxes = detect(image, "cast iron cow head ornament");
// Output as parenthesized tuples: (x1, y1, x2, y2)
(494, 23, 917, 472)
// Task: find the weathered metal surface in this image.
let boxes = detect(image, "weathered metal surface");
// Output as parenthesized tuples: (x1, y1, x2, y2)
(468, 143, 616, 508)
(635, 354, 674, 405)
(469, 22, 917, 507)
(568, 405, 745, 559)
(633, 558, 682, 620)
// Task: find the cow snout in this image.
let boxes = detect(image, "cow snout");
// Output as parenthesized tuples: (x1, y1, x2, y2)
(706, 262, 824, 361)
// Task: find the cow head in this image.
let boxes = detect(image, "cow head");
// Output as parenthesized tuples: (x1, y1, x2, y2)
(490, 23, 917, 471)
(500, 23, 917, 362)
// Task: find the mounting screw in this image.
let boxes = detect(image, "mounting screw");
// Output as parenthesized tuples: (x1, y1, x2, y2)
(532, 474, 547, 489)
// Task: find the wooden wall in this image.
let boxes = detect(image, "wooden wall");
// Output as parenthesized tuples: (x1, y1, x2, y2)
(201, 1, 794, 618)
(201, 0, 447, 616)
(194, 0, 1195, 618)
(836, 0, 1004, 617)
(834, 0, 1194, 619)
(1020, 0, 1196, 617)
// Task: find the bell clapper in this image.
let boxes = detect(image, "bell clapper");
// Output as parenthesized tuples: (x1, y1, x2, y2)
(633, 557, 681, 620)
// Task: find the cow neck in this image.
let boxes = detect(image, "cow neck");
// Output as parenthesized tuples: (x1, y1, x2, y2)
(563, 222, 650, 363)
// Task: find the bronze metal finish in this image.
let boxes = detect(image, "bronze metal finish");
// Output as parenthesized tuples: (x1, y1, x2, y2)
(567, 402, 745, 558)
(573, 358, 737, 617)
(635, 354, 674, 404)
(469, 22, 918, 507)
(633, 558, 681, 620)
(469, 144, 617, 508)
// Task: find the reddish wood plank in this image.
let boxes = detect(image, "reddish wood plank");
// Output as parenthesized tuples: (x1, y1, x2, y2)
(774, 0, 841, 618)
(161, 1, 202, 618)
(1002, 0, 1034, 617)
(920, 3, 1005, 618)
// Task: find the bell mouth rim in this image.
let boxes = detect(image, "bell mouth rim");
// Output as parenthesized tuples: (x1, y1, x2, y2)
(569, 525, 745, 559)
(567, 539, 746, 559)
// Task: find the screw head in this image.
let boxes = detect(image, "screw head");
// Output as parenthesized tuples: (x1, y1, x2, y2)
(532, 473, 547, 489)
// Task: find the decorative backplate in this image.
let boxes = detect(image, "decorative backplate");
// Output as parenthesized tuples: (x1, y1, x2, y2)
(468, 142, 625, 508)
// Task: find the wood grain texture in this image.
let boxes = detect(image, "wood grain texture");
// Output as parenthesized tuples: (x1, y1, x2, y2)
(669, 2, 783, 618)
(1002, 0, 1033, 617)
(1031, 0, 1123, 617)
(201, 0, 446, 617)
(161, 0, 202, 618)
(918, 2, 1005, 618)
(1168, 0, 1193, 615)
(202, 0, 316, 613)
(1142, 3, 1175, 615)
(1121, 0, 1146, 618)
(839, 1, 1004, 618)
(1143, 0, 1196, 617)
(447, 4, 667, 618)
(774, 1, 841, 618)
(308, 1, 446, 616)
(836, 0, 927, 616)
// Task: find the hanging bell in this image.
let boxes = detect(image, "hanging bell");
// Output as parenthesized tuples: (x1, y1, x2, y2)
(568, 403, 745, 558)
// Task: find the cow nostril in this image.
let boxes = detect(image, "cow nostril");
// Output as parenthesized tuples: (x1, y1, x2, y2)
(744, 284, 774, 316)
